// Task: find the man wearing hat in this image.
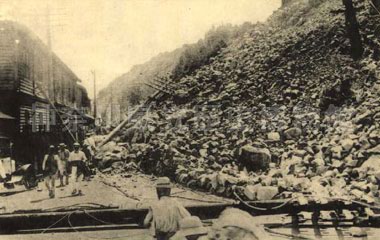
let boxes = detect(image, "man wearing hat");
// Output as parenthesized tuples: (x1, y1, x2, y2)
(144, 177, 191, 240)
(57, 143, 70, 187)
(42, 145, 59, 198)
(68, 142, 87, 196)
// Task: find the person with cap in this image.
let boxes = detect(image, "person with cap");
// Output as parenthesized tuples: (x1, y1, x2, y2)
(42, 145, 59, 198)
(68, 142, 87, 196)
(82, 133, 96, 181)
(170, 216, 208, 240)
(57, 143, 70, 187)
(144, 177, 191, 240)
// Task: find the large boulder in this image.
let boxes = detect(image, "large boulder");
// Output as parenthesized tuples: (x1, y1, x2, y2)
(244, 184, 260, 200)
(167, 109, 195, 126)
(283, 127, 302, 140)
(360, 154, 380, 171)
(341, 138, 354, 152)
(243, 185, 279, 201)
(267, 132, 281, 142)
(353, 110, 373, 125)
(239, 145, 271, 172)
(256, 186, 279, 200)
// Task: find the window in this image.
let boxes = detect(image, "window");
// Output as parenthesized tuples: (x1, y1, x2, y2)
(39, 112, 44, 132)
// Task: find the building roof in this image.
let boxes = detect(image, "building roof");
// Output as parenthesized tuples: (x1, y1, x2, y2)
(0, 111, 15, 120)
(0, 20, 82, 83)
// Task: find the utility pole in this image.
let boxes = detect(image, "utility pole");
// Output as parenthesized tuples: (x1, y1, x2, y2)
(40, 4, 67, 101)
(46, 4, 54, 100)
(110, 85, 114, 125)
(91, 70, 97, 119)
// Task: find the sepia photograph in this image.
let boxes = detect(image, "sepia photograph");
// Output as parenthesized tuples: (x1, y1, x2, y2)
(0, 0, 380, 239)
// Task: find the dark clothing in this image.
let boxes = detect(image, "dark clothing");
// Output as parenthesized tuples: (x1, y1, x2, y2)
(68, 160, 86, 177)
(155, 231, 175, 240)
(43, 154, 58, 177)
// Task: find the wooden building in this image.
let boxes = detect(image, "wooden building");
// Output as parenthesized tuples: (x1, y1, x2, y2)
(0, 20, 91, 168)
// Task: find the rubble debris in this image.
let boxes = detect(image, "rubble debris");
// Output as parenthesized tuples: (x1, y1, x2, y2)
(95, 0, 380, 204)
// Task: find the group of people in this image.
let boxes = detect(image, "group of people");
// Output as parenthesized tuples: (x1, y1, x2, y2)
(42, 142, 90, 198)
(39, 136, 262, 239)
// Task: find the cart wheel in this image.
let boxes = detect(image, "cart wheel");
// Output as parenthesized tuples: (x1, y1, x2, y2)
(23, 179, 31, 189)
(23, 178, 37, 189)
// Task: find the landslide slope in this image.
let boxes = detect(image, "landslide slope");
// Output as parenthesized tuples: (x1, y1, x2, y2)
(97, 24, 250, 123)
(101, 0, 380, 200)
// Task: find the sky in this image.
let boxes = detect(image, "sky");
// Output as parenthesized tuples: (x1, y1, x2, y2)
(0, 0, 280, 98)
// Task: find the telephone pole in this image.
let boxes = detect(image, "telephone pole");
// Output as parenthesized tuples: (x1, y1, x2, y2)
(46, 4, 54, 100)
(44, 4, 67, 101)
(110, 85, 114, 125)
(91, 70, 97, 119)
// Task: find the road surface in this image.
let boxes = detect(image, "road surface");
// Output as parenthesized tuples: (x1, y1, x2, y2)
(0, 172, 233, 213)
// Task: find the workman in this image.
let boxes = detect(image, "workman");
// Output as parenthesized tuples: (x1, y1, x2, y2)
(42, 145, 59, 198)
(144, 177, 191, 240)
(57, 143, 70, 187)
(68, 142, 87, 196)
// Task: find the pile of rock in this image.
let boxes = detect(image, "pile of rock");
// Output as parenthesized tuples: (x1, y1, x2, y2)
(96, 0, 380, 203)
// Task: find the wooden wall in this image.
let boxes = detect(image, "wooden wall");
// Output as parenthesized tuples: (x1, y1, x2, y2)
(0, 21, 91, 112)
(0, 21, 92, 165)
(0, 25, 17, 91)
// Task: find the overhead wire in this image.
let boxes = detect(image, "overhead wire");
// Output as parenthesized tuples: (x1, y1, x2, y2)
(233, 190, 296, 211)
(67, 211, 147, 239)
(83, 210, 116, 225)
(34, 82, 77, 142)
(40, 212, 71, 234)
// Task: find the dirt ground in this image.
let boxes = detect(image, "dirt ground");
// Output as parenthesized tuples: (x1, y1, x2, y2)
(0, 172, 231, 239)
(0, 172, 233, 214)
(0, 173, 378, 240)
(0, 176, 134, 213)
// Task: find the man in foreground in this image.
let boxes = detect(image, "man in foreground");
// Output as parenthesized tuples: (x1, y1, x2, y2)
(68, 142, 87, 196)
(144, 177, 191, 240)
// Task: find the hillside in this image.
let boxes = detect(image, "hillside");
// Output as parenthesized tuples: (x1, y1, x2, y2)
(97, 23, 254, 125)
(96, 49, 183, 123)
(98, 0, 380, 203)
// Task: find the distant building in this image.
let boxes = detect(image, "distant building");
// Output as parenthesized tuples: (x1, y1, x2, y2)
(0, 21, 92, 168)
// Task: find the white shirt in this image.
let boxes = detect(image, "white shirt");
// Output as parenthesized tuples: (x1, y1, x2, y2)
(68, 150, 87, 162)
(145, 196, 191, 233)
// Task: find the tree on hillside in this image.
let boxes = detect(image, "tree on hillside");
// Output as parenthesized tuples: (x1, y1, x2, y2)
(342, 0, 364, 60)
(172, 24, 244, 80)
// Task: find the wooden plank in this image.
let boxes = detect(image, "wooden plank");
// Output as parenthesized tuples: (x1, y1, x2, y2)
(0, 203, 231, 233)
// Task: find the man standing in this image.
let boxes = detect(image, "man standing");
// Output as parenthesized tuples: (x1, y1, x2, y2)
(57, 143, 70, 187)
(144, 177, 191, 240)
(42, 145, 59, 198)
(83, 133, 96, 181)
(68, 142, 87, 196)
